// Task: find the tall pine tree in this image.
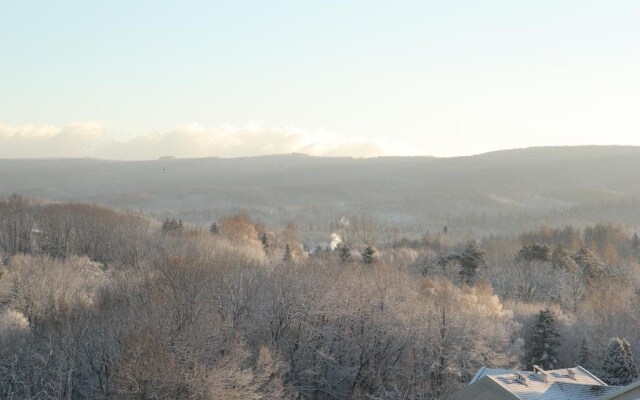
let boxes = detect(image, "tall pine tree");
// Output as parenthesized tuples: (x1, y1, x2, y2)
(162, 218, 182, 234)
(283, 244, 292, 263)
(576, 337, 592, 370)
(361, 245, 377, 265)
(527, 308, 561, 370)
(459, 241, 486, 285)
(601, 337, 639, 385)
(337, 243, 352, 264)
(633, 233, 640, 256)
(260, 232, 269, 255)
(517, 242, 552, 263)
(573, 247, 604, 282)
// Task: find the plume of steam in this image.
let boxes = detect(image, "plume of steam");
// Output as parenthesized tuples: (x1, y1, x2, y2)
(330, 233, 343, 250)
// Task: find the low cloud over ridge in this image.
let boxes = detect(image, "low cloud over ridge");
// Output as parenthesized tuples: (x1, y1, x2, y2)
(0, 122, 421, 159)
(0, 122, 105, 158)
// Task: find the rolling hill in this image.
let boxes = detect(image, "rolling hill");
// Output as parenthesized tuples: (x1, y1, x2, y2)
(1, 146, 639, 236)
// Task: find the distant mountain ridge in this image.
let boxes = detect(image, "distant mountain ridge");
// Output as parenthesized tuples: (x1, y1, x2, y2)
(1, 146, 639, 234)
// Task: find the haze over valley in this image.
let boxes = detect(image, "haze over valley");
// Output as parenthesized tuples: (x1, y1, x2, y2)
(1, 146, 639, 240)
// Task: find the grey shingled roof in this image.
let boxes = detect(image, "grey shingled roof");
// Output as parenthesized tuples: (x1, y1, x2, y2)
(467, 366, 620, 400)
(599, 379, 640, 400)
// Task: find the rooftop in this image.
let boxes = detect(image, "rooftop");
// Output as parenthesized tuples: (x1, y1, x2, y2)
(458, 366, 620, 400)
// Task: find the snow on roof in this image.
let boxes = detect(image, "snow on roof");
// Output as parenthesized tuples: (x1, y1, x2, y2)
(471, 367, 512, 383)
(599, 379, 640, 400)
(468, 366, 620, 400)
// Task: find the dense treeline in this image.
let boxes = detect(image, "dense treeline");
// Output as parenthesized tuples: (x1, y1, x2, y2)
(1, 194, 640, 399)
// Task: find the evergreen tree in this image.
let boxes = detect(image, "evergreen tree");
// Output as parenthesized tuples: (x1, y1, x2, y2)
(437, 253, 461, 268)
(551, 244, 578, 271)
(601, 337, 639, 385)
(283, 244, 292, 263)
(527, 308, 561, 370)
(162, 218, 181, 234)
(361, 245, 377, 265)
(632, 233, 640, 255)
(260, 232, 269, 255)
(337, 243, 352, 264)
(209, 222, 219, 234)
(573, 247, 604, 282)
(517, 242, 552, 263)
(576, 337, 592, 369)
(162, 218, 172, 232)
(459, 241, 486, 285)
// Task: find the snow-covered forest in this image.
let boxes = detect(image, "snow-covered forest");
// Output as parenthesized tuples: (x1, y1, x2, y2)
(2, 194, 640, 399)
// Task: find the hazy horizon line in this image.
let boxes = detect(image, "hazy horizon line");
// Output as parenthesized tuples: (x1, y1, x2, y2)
(1, 144, 638, 162)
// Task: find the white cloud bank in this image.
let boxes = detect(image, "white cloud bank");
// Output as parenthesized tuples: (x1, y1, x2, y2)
(0, 122, 106, 158)
(0, 122, 422, 159)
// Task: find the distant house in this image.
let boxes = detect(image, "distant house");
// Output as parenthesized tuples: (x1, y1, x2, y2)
(453, 366, 620, 400)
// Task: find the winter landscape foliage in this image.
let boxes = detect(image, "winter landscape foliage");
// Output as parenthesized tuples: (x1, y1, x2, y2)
(2, 181, 640, 399)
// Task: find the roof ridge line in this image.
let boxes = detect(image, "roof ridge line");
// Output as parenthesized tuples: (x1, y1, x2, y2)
(470, 366, 487, 384)
(576, 365, 607, 385)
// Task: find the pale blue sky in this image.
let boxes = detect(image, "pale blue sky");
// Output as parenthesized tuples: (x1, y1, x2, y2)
(1, 1, 639, 158)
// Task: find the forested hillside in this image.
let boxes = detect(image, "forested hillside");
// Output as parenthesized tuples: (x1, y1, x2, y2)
(2, 146, 640, 236)
(2, 194, 640, 399)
